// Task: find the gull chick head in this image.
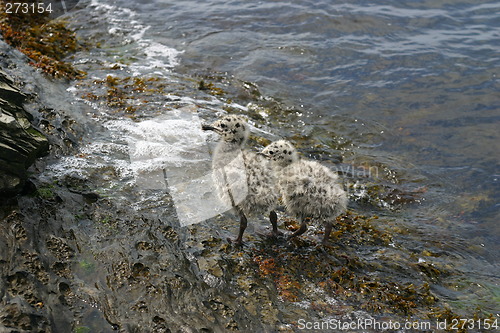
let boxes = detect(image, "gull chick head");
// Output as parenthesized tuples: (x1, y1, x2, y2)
(202, 115, 250, 144)
(260, 140, 298, 166)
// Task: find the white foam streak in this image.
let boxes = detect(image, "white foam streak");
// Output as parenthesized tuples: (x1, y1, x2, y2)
(90, 0, 183, 73)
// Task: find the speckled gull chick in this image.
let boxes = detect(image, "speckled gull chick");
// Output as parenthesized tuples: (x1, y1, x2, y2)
(202, 115, 279, 244)
(260, 140, 347, 245)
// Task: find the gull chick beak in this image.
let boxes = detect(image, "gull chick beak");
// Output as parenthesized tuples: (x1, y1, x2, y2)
(202, 124, 216, 131)
(257, 152, 269, 158)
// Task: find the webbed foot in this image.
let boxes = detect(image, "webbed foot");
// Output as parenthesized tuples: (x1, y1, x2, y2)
(227, 237, 243, 246)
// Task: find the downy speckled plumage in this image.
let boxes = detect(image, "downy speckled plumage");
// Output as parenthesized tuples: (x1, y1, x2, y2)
(260, 140, 347, 244)
(202, 115, 279, 244)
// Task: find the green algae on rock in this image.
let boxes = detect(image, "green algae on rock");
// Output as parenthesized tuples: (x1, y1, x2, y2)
(76, 74, 170, 119)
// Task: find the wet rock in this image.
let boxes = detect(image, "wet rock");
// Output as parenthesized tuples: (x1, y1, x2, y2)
(0, 69, 48, 196)
(45, 236, 75, 261)
(0, 300, 49, 332)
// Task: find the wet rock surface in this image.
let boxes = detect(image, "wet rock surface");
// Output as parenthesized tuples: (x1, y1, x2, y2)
(0, 69, 48, 196)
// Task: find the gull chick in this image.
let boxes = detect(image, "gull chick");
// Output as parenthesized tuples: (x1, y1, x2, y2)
(202, 115, 279, 244)
(260, 140, 347, 245)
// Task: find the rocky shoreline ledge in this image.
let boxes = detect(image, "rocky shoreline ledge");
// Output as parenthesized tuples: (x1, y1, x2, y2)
(0, 3, 83, 199)
(0, 69, 48, 197)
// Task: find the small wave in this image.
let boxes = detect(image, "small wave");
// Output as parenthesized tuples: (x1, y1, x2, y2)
(90, 0, 183, 74)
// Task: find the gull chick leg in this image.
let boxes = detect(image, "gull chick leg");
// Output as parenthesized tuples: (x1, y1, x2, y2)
(231, 208, 248, 245)
(322, 222, 333, 245)
(269, 210, 283, 237)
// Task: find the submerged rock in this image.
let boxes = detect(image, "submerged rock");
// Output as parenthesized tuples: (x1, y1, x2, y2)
(0, 69, 48, 196)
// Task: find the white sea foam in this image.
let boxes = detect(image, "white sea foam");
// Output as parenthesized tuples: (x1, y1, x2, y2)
(46, 102, 232, 226)
(90, 0, 183, 74)
(47, 2, 232, 226)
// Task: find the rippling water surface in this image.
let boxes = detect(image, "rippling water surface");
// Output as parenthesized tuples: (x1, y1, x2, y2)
(8, 0, 499, 330)
(109, 0, 499, 265)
